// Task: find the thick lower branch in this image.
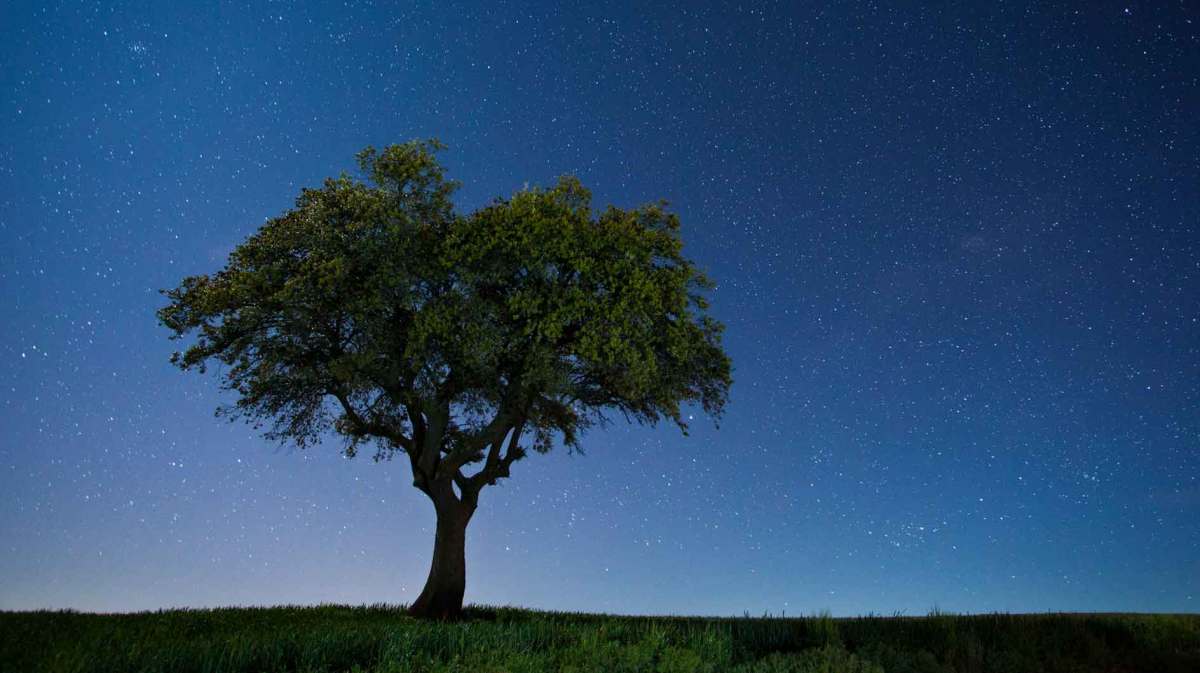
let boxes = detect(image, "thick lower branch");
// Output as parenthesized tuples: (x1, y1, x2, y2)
(418, 398, 450, 477)
(461, 420, 526, 497)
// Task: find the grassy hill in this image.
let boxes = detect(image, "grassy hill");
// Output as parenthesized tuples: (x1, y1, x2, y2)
(2, 605, 1197, 672)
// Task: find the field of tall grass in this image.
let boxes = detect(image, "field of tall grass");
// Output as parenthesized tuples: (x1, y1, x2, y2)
(2, 604, 1197, 673)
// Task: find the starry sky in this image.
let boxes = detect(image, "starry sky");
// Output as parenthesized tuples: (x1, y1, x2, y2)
(1, 1, 1197, 617)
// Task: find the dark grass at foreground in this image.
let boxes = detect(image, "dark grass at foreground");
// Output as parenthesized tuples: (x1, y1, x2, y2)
(2, 605, 1198, 673)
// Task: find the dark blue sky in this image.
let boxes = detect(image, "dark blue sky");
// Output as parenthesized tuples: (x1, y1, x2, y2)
(1, 1, 1197, 616)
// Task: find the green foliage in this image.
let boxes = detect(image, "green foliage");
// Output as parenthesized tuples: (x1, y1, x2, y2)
(158, 139, 731, 500)
(3, 605, 1198, 673)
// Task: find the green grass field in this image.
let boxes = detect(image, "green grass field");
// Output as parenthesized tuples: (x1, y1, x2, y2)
(2, 604, 1197, 673)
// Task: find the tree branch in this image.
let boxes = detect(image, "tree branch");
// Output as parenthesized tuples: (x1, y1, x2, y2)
(404, 401, 426, 446)
(462, 419, 526, 497)
(329, 389, 413, 452)
(418, 397, 449, 480)
(436, 406, 514, 479)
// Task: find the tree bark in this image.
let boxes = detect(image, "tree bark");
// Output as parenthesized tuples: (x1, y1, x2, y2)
(408, 492, 473, 619)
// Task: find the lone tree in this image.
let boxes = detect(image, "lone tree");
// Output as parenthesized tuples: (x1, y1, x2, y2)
(158, 140, 732, 619)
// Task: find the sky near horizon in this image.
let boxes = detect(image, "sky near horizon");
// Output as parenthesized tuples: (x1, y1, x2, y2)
(1, 1, 1197, 616)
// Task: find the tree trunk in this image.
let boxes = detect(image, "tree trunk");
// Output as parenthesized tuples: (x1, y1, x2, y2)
(408, 494, 473, 619)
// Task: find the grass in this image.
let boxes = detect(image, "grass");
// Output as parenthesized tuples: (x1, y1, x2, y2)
(1, 604, 1197, 672)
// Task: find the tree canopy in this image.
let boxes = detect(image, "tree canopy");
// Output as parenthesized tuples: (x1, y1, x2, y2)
(158, 140, 732, 617)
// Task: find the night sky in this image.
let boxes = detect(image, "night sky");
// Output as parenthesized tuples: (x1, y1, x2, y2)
(2, 1, 1197, 617)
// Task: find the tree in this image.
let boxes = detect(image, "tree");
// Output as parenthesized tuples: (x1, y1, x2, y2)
(158, 140, 732, 619)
